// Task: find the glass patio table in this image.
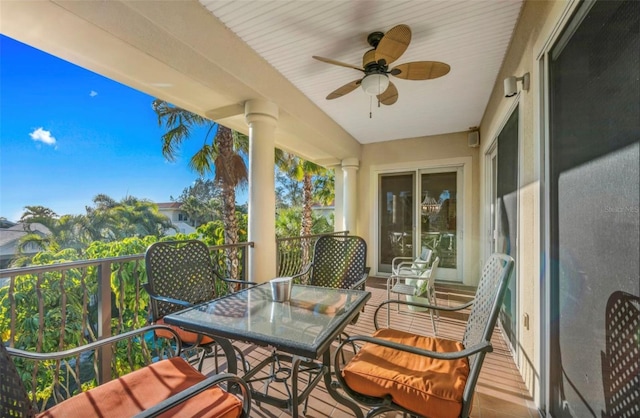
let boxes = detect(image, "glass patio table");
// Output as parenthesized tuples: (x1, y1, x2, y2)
(163, 282, 371, 417)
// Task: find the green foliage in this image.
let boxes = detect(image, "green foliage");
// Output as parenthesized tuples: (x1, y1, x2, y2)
(275, 207, 333, 238)
(1, 236, 163, 409)
(195, 212, 247, 246)
(275, 170, 304, 208)
(172, 178, 223, 227)
(313, 169, 335, 206)
(15, 196, 174, 267)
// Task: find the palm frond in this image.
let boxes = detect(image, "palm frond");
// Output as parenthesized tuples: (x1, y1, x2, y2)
(189, 144, 215, 175)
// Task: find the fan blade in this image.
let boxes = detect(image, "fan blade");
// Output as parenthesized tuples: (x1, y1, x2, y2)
(326, 79, 362, 100)
(391, 61, 451, 80)
(313, 56, 364, 71)
(374, 24, 411, 66)
(377, 82, 398, 105)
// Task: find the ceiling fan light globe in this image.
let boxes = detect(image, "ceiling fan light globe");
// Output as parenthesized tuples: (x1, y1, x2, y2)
(361, 74, 389, 96)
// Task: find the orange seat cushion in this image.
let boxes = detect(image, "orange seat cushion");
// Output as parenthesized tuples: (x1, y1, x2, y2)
(342, 328, 470, 418)
(38, 357, 242, 418)
(156, 318, 215, 345)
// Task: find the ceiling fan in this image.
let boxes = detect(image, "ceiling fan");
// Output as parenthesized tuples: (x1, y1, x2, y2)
(313, 24, 450, 106)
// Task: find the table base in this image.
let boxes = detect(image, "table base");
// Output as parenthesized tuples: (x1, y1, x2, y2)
(243, 351, 324, 417)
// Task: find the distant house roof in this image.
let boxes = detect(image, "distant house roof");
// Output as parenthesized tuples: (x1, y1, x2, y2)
(157, 202, 182, 209)
(0, 219, 17, 229)
(0, 223, 51, 246)
(0, 229, 29, 247)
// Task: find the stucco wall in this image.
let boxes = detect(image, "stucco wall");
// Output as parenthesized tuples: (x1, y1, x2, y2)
(479, 0, 571, 404)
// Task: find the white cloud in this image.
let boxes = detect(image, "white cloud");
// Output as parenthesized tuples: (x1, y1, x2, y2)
(89, 90, 98, 97)
(29, 127, 57, 146)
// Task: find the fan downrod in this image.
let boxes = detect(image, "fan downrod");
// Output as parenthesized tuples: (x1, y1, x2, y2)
(367, 31, 384, 48)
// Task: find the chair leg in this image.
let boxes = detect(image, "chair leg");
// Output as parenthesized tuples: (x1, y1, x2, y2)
(181, 345, 203, 371)
(194, 343, 249, 374)
(428, 286, 438, 335)
(336, 331, 358, 367)
(429, 309, 438, 336)
(386, 276, 393, 327)
(430, 287, 440, 319)
(191, 346, 208, 372)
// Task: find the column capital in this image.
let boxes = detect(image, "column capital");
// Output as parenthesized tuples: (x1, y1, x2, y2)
(342, 157, 360, 170)
(245, 100, 278, 125)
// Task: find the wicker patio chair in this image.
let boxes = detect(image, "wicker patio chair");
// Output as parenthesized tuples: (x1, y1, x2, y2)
(144, 239, 254, 372)
(0, 325, 251, 418)
(333, 252, 514, 418)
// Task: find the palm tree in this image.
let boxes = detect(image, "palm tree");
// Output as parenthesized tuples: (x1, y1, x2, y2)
(173, 178, 223, 226)
(275, 153, 329, 267)
(313, 169, 335, 208)
(84, 195, 174, 241)
(14, 198, 174, 266)
(152, 100, 248, 279)
(14, 206, 88, 265)
(112, 196, 175, 238)
(276, 153, 327, 237)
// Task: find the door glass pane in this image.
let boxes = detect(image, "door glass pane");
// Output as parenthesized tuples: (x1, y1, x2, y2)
(378, 173, 414, 273)
(497, 106, 519, 351)
(489, 151, 498, 258)
(420, 172, 457, 269)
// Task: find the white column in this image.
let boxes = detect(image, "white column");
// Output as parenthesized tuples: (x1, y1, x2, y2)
(330, 164, 345, 232)
(342, 157, 359, 234)
(245, 100, 278, 283)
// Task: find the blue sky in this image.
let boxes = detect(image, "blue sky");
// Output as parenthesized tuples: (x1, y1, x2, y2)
(1, 34, 246, 222)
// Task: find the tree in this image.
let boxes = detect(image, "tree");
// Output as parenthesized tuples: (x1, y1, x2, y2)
(153, 100, 248, 279)
(276, 153, 328, 237)
(313, 169, 335, 207)
(85, 195, 174, 241)
(274, 152, 331, 267)
(275, 170, 303, 208)
(15, 206, 89, 264)
(172, 178, 223, 226)
(14, 197, 173, 266)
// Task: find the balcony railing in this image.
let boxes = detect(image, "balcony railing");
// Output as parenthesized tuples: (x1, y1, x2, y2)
(0, 241, 252, 410)
(275, 230, 348, 278)
(0, 233, 349, 409)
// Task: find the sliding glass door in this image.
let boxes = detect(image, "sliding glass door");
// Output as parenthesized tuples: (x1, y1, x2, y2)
(492, 107, 519, 353)
(547, 1, 639, 416)
(378, 167, 463, 281)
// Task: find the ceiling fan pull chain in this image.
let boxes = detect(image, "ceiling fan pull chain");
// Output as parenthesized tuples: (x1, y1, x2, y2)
(369, 96, 373, 119)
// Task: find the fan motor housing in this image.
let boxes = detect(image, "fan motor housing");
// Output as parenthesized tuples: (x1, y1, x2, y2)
(367, 31, 384, 47)
(363, 49, 388, 75)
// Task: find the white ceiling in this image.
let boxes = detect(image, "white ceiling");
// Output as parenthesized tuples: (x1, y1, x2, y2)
(200, 0, 523, 144)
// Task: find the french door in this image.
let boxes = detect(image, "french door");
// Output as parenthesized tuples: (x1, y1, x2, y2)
(378, 166, 463, 281)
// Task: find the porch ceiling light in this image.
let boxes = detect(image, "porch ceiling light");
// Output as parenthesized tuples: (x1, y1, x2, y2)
(361, 73, 389, 96)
